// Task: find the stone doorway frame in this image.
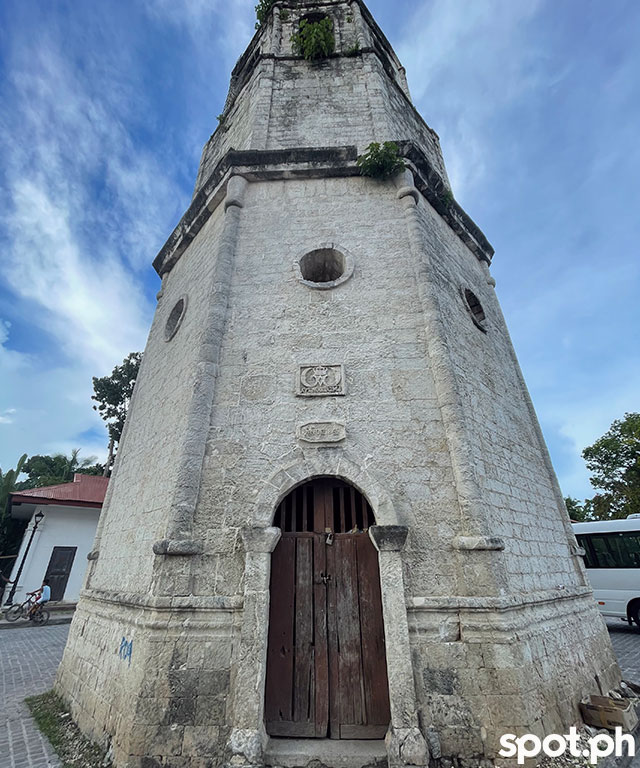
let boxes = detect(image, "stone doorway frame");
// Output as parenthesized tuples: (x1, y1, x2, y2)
(225, 454, 428, 768)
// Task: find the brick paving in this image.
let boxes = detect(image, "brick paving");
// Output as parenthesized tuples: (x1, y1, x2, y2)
(606, 618, 640, 684)
(0, 620, 638, 767)
(0, 623, 69, 768)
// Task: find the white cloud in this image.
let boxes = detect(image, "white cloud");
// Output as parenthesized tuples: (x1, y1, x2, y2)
(4, 180, 150, 371)
(1, 40, 181, 274)
(396, 0, 544, 198)
(0, 16, 176, 469)
(0, 317, 109, 466)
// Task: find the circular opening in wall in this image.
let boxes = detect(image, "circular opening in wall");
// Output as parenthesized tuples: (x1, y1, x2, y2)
(165, 296, 187, 341)
(296, 247, 354, 290)
(464, 289, 487, 332)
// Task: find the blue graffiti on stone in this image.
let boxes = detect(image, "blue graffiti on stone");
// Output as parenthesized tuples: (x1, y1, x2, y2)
(118, 637, 133, 667)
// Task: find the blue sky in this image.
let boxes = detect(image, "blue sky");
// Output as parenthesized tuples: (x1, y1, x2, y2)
(0, 0, 638, 501)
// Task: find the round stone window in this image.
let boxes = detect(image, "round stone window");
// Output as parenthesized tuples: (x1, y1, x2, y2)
(165, 296, 187, 341)
(463, 289, 487, 332)
(295, 246, 354, 290)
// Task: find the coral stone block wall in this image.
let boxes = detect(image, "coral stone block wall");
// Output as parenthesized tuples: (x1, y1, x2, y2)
(56, 2, 621, 766)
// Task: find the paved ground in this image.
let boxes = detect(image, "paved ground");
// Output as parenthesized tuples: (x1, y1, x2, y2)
(607, 618, 640, 683)
(1, 620, 638, 767)
(0, 624, 68, 768)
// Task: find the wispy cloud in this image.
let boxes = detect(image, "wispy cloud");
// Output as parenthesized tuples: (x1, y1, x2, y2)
(1, 37, 181, 274)
(4, 180, 150, 370)
(397, 0, 544, 198)
(394, 0, 640, 500)
(143, 0, 254, 67)
(0, 7, 178, 467)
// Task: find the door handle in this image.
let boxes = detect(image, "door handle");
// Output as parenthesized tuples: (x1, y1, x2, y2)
(320, 572, 332, 585)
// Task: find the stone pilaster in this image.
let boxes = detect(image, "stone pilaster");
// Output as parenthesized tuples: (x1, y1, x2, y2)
(369, 526, 429, 768)
(226, 526, 281, 767)
(153, 175, 249, 560)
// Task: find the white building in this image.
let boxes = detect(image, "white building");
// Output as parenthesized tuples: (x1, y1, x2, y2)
(8, 474, 107, 605)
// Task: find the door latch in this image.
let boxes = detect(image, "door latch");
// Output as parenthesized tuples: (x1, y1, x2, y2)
(320, 571, 332, 585)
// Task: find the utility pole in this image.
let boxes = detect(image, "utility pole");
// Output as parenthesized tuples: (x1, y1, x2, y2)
(4, 510, 44, 606)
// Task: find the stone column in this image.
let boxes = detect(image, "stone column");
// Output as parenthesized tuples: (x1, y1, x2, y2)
(395, 170, 507, 597)
(369, 526, 429, 768)
(227, 526, 281, 767)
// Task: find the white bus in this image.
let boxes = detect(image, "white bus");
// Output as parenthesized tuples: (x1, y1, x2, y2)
(572, 517, 640, 627)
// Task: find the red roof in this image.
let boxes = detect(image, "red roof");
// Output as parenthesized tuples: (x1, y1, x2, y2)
(10, 473, 108, 508)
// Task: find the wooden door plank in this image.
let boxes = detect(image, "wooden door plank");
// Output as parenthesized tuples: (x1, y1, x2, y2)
(339, 488, 346, 533)
(293, 537, 314, 727)
(265, 537, 296, 727)
(340, 724, 389, 739)
(321, 481, 333, 532)
(326, 541, 340, 739)
(265, 721, 318, 738)
(313, 483, 324, 532)
(314, 534, 329, 736)
(302, 485, 308, 532)
(356, 535, 391, 729)
(335, 536, 366, 735)
(349, 488, 357, 531)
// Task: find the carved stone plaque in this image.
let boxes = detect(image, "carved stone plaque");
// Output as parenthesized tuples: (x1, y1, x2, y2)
(296, 364, 345, 397)
(297, 421, 346, 444)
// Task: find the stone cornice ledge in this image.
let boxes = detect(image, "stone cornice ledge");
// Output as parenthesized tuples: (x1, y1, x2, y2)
(401, 141, 494, 263)
(153, 146, 357, 276)
(407, 585, 593, 613)
(452, 535, 505, 551)
(80, 588, 243, 612)
(153, 143, 493, 277)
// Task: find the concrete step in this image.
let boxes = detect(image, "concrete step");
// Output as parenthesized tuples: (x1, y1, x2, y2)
(265, 738, 388, 768)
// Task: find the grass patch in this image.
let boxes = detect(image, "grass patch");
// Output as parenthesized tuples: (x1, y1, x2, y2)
(25, 691, 109, 768)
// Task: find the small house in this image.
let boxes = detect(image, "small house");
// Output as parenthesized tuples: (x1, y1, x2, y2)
(7, 474, 108, 604)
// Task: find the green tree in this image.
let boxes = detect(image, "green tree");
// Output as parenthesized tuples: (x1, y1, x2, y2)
(291, 16, 335, 60)
(0, 454, 29, 591)
(255, 0, 277, 28)
(92, 352, 142, 475)
(580, 413, 640, 521)
(17, 450, 103, 490)
(565, 496, 588, 522)
(356, 142, 406, 180)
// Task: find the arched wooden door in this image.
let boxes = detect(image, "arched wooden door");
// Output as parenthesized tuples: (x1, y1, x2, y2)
(265, 478, 391, 739)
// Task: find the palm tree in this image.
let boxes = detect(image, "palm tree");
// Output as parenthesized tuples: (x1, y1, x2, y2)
(18, 449, 101, 489)
(0, 454, 28, 596)
(0, 453, 27, 512)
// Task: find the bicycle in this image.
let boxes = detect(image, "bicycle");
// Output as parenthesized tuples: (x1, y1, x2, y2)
(3, 593, 50, 625)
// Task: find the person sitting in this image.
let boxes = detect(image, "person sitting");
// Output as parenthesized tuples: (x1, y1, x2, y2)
(27, 579, 51, 618)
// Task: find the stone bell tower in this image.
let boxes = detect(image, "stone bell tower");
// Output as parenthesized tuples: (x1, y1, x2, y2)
(57, 1, 621, 766)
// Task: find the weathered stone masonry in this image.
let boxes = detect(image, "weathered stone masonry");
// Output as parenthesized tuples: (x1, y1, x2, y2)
(57, 1, 621, 767)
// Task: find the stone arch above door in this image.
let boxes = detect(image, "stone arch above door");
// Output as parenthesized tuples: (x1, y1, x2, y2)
(253, 450, 398, 528)
(228, 455, 428, 768)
